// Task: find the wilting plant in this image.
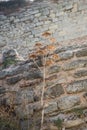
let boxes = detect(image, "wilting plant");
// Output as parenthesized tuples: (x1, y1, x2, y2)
(29, 31, 59, 130)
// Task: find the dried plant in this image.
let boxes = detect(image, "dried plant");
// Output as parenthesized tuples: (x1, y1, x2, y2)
(28, 32, 58, 130)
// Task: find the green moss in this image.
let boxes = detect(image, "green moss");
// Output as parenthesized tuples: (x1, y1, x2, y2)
(54, 118, 63, 130)
(3, 59, 17, 68)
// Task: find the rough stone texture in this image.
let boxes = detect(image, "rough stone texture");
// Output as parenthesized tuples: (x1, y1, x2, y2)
(44, 102, 58, 114)
(1, 0, 87, 128)
(0, 43, 87, 129)
(57, 96, 81, 110)
(48, 65, 61, 74)
(76, 48, 87, 57)
(45, 84, 64, 98)
(74, 69, 87, 78)
(58, 51, 74, 60)
(6, 75, 22, 84)
(63, 59, 87, 71)
(0, 87, 5, 95)
(1, 0, 87, 57)
(66, 79, 87, 94)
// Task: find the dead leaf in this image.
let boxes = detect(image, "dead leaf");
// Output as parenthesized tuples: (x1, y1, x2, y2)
(46, 45, 56, 51)
(29, 54, 36, 59)
(46, 59, 54, 66)
(42, 32, 51, 37)
(35, 42, 42, 47)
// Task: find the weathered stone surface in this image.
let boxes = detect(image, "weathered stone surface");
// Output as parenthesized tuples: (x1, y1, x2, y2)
(0, 62, 37, 79)
(74, 69, 87, 78)
(20, 119, 33, 130)
(14, 90, 34, 105)
(0, 41, 6, 48)
(63, 119, 85, 128)
(15, 104, 33, 118)
(0, 55, 3, 65)
(23, 70, 42, 80)
(3, 49, 17, 60)
(48, 65, 61, 74)
(66, 79, 87, 94)
(76, 48, 87, 57)
(45, 84, 64, 98)
(63, 59, 87, 71)
(6, 75, 22, 84)
(0, 87, 5, 94)
(55, 44, 87, 54)
(57, 96, 80, 110)
(58, 51, 74, 60)
(0, 70, 7, 79)
(44, 102, 58, 114)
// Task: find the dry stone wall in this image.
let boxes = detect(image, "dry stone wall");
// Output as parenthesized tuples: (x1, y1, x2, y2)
(1, 0, 87, 57)
(1, 0, 87, 129)
(0, 37, 87, 130)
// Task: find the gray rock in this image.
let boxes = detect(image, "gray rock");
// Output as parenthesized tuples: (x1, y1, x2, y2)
(15, 104, 33, 118)
(44, 102, 58, 114)
(23, 70, 42, 80)
(48, 65, 61, 74)
(3, 49, 17, 59)
(74, 69, 87, 78)
(63, 59, 87, 71)
(57, 95, 80, 110)
(0, 87, 5, 94)
(59, 51, 74, 60)
(45, 84, 64, 98)
(0, 70, 7, 79)
(14, 90, 34, 105)
(66, 79, 87, 94)
(76, 48, 87, 57)
(6, 75, 22, 84)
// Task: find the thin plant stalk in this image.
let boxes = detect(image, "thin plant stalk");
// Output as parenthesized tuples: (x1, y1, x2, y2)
(40, 56, 46, 130)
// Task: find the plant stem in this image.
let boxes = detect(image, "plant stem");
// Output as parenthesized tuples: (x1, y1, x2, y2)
(40, 56, 46, 130)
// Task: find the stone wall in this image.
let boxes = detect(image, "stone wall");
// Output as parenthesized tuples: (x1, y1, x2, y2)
(1, 0, 87, 57)
(0, 36, 87, 130)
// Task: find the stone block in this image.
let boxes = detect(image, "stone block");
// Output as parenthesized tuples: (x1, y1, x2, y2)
(48, 65, 61, 74)
(57, 95, 81, 110)
(0, 87, 6, 94)
(58, 51, 74, 60)
(6, 75, 22, 84)
(66, 79, 87, 94)
(63, 59, 87, 71)
(76, 48, 87, 57)
(14, 90, 34, 105)
(45, 84, 64, 98)
(35, 13, 41, 17)
(23, 70, 43, 80)
(65, 3, 73, 10)
(44, 102, 58, 114)
(74, 69, 87, 78)
(15, 104, 33, 118)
